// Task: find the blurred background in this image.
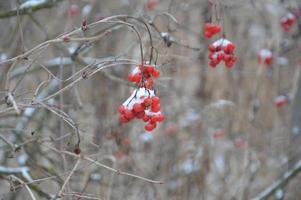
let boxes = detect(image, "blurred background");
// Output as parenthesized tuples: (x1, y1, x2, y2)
(0, 0, 301, 199)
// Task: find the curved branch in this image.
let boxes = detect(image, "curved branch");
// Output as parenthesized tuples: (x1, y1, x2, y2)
(0, 0, 62, 19)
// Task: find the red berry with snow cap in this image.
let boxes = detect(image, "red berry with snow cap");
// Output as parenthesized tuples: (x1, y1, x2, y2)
(208, 38, 237, 69)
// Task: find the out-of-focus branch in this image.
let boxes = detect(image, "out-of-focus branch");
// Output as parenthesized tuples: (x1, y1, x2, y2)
(57, 159, 81, 197)
(45, 144, 163, 184)
(251, 160, 301, 200)
(0, 0, 62, 19)
(10, 175, 37, 200)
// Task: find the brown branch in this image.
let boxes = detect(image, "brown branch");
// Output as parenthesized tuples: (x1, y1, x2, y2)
(45, 144, 164, 184)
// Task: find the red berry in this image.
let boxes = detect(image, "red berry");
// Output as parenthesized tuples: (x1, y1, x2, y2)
(133, 73, 142, 83)
(265, 56, 273, 65)
(208, 44, 216, 52)
(68, 4, 80, 17)
(133, 103, 144, 113)
(144, 65, 154, 74)
(152, 96, 160, 105)
(122, 138, 131, 146)
(143, 115, 150, 122)
(275, 96, 289, 108)
(145, 123, 156, 132)
(213, 130, 224, 138)
(143, 98, 152, 106)
(120, 115, 129, 123)
(145, 78, 154, 89)
(151, 104, 160, 112)
(146, 0, 157, 10)
(204, 31, 212, 38)
(204, 23, 221, 39)
(118, 105, 126, 114)
(209, 60, 217, 68)
(73, 147, 81, 155)
(113, 151, 125, 160)
(136, 111, 145, 119)
(127, 74, 134, 82)
(152, 69, 160, 78)
(124, 110, 134, 120)
(156, 114, 165, 122)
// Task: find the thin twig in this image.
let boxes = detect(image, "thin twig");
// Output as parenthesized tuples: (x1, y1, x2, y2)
(45, 144, 163, 184)
(10, 175, 37, 200)
(58, 159, 81, 197)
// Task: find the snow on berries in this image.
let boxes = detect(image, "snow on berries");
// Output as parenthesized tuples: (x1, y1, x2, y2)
(280, 12, 296, 32)
(127, 64, 160, 88)
(257, 49, 273, 65)
(119, 88, 165, 132)
(208, 38, 237, 68)
(119, 63, 165, 132)
(274, 95, 289, 108)
(204, 23, 221, 39)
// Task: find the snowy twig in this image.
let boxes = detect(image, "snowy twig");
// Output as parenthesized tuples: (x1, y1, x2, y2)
(252, 160, 301, 200)
(0, 0, 62, 19)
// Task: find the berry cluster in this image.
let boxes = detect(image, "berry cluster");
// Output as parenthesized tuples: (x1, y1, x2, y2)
(280, 13, 296, 32)
(68, 4, 80, 17)
(274, 95, 289, 108)
(212, 129, 225, 139)
(208, 39, 237, 68)
(119, 88, 165, 132)
(257, 49, 273, 65)
(204, 23, 221, 38)
(127, 64, 160, 89)
(145, 0, 157, 10)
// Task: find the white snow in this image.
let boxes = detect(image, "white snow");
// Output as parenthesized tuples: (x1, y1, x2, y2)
(20, 0, 46, 9)
(281, 12, 296, 23)
(258, 49, 272, 58)
(81, 4, 92, 17)
(212, 38, 231, 47)
(122, 88, 155, 110)
(210, 99, 234, 109)
(140, 132, 153, 142)
(276, 57, 288, 66)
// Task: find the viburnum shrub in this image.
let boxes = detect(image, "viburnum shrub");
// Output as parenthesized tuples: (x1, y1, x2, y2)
(257, 49, 273, 65)
(280, 13, 296, 32)
(119, 64, 165, 132)
(274, 95, 289, 108)
(204, 23, 221, 39)
(208, 38, 237, 68)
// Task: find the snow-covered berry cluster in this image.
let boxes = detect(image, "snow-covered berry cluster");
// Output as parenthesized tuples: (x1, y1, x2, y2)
(119, 88, 165, 131)
(119, 64, 165, 132)
(274, 95, 289, 108)
(208, 38, 237, 68)
(257, 49, 273, 65)
(204, 23, 221, 39)
(280, 13, 296, 32)
(127, 64, 160, 89)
